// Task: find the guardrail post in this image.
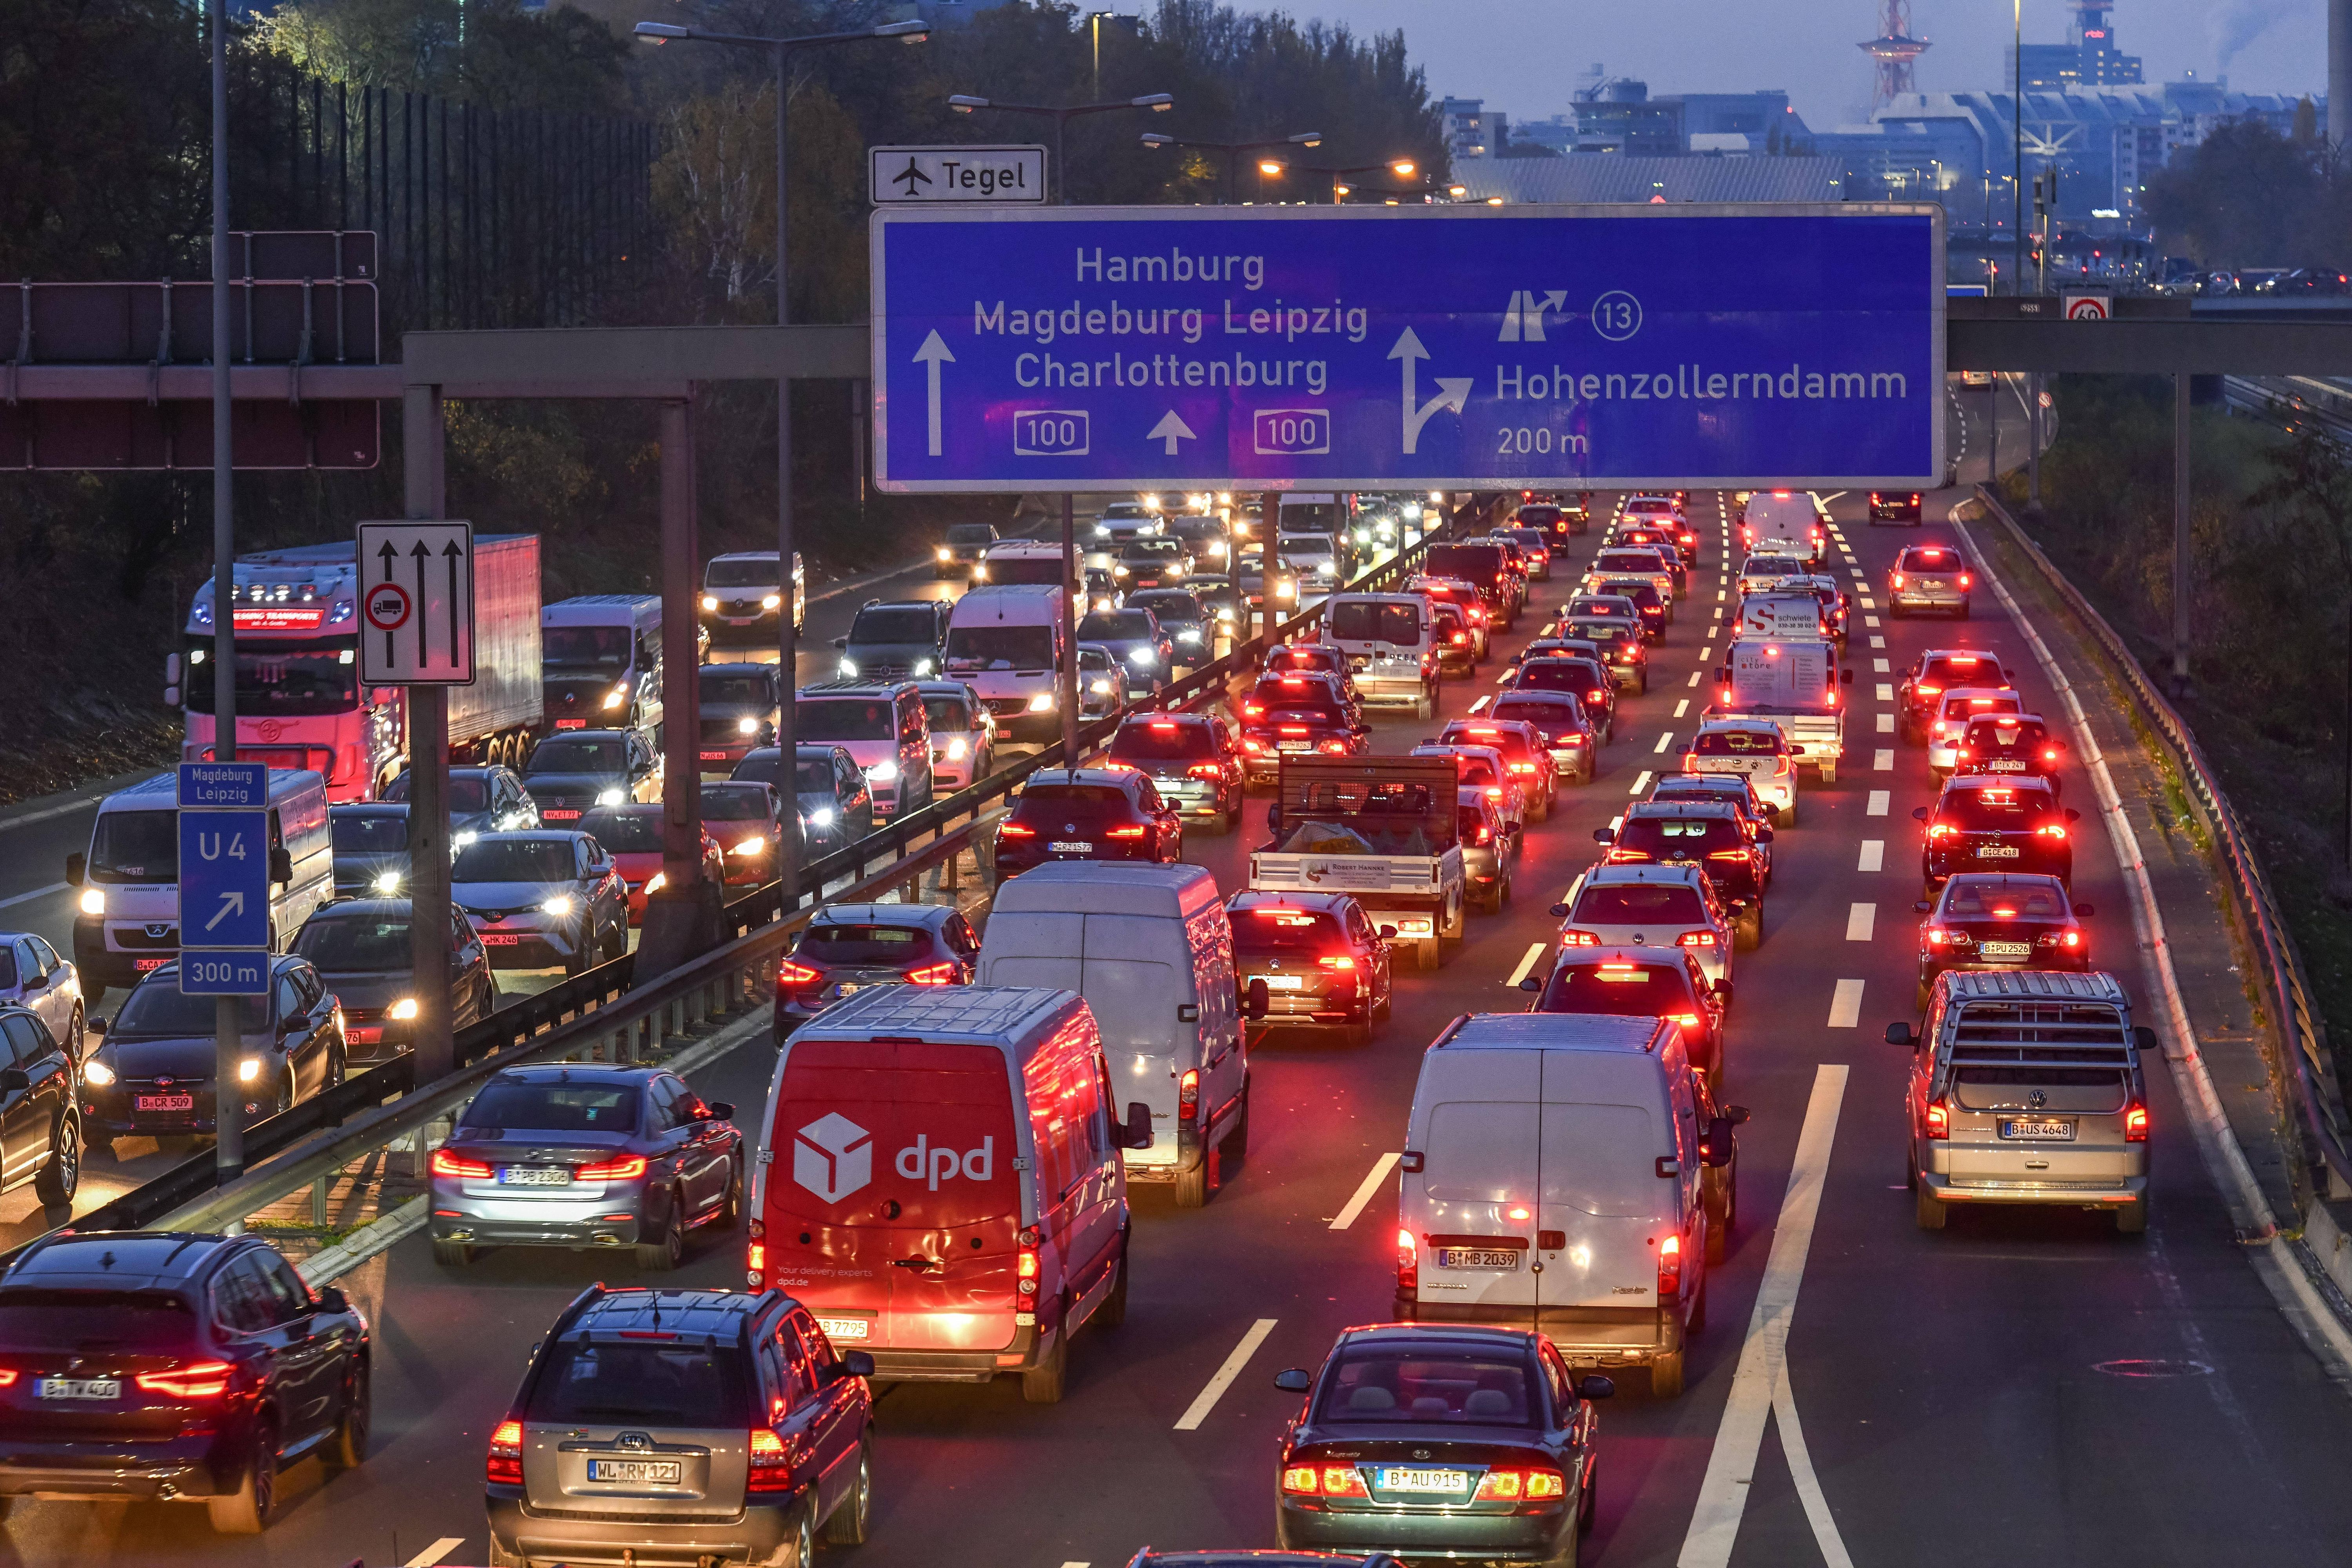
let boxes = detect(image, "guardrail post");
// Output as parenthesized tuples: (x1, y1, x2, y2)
(311, 1171, 329, 1228)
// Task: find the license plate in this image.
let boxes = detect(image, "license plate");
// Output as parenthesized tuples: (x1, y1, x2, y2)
(587, 1458, 681, 1485)
(1986, 759, 2026, 771)
(134, 958, 169, 973)
(499, 1166, 572, 1187)
(1049, 841, 1093, 853)
(1278, 740, 1312, 752)
(700, 750, 728, 761)
(544, 809, 582, 821)
(835, 982, 861, 998)
(481, 933, 523, 946)
(1377, 1467, 1469, 1494)
(1980, 940, 2033, 959)
(2000, 1118, 2077, 1141)
(1434, 1248, 1522, 1271)
(1976, 846, 2021, 858)
(36, 1378, 119, 1401)
(136, 1094, 194, 1112)
(817, 1316, 871, 1341)
(1256, 975, 1304, 991)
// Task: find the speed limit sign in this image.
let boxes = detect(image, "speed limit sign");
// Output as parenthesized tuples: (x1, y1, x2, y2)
(2062, 292, 2112, 321)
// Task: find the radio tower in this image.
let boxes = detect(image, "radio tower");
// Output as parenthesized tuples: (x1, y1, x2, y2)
(1859, 0, 1930, 114)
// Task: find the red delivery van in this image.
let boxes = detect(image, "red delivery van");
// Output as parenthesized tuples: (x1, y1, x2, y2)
(750, 985, 1151, 1404)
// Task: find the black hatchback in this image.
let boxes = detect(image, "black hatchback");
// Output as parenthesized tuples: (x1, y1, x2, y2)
(0, 1230, 370, 1533)
(82, 956, 345, 1148)
(1273, 1325, 1609, 1565)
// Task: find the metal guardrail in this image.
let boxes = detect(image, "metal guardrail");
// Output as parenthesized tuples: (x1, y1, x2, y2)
(52, 501, 1491, 1243)
(1972, 483, 2352, 1198)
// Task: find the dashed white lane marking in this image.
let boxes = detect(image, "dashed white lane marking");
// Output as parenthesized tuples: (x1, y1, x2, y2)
(1716, 590, 1726, 601)
(1874, 683, 1895, 701)
(1873, 749, 1894, 770)
(1872, 658, 1890, 673)
(1674, 699, 1690, 719)
(1175, 1319, 1279, 1430)
(0, 883, 66, 911)
(1826, 978, 1865, 1027)
(1858, 597, 1878, 610)
(1630, 770, 1654, 795)
(1507, 941, 1552, 989)
(1700, 645, 1714, 660)
(1875, 713, 1894, 733)
(407, 1544, 467, 1568)
(1688, 671, 1704, 687)
(1330, 1152, 1401, 1230)
(1866, 789, 1890, 816)
(1864, 615, 1880, 627)
(1655, 731, 1675, 754)
(1712, 605, 1724, 619)
(1845, 902, 1876, 942)
(1869, 635, 1886, 649)
(1858, 839, 1884, 872)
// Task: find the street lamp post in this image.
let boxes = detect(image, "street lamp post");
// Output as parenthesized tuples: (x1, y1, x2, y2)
(1138, 131, 1323, 204)
(1318, 160, 1427, 203)
(633, 16, 928, 910)
(951, 90, 1175, 765)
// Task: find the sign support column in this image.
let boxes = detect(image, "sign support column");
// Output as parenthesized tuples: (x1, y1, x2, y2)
(1259, 491, 1279, 655)
(401, 385, 454, 1083)
(207, 0, 241, 1185)
(1060, 495, 1080, 767)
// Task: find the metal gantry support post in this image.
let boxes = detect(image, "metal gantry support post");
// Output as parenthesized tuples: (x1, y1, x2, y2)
(773, 42, 800, 918)
(2173, 368, 2192, 688)
(403, 384, 456, 1083)
(209, 0, 241, 1181)
(1060, 495, 1080, 765)
(1259, 490, 1279, 654)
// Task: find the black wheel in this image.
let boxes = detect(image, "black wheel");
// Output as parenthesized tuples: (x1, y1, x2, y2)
(1221, 1085, 1250, 1174)
(66, 1004, 83, 1062)
(713, 1158, 744, 1230)
(34, 1115, 78, 1209)
(635, 1191, 685, 1270)
(1175, 1154, 1210, 1209)
(207, 1418, 277, 1534)
(432, 1238, 474, 1267)
(1021, 1318, 1069, 1403)
(1098, 1241, 1131, 1328)
(822, 1436, 873, 1545)
(327, 1357, 370, 1468)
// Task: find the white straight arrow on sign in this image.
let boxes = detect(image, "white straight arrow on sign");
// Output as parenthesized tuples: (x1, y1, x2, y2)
(1147, 410, 1196, 455)
(914, 330, 955, 456)
(1388, 327, 1472, 455)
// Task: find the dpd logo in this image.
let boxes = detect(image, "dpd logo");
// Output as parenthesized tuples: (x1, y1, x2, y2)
(793, 1113, 874, 1203)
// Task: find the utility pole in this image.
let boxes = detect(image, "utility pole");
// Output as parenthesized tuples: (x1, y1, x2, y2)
(207, 0, 241, 1181)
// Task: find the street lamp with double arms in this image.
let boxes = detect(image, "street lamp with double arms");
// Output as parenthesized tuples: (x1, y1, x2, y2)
(1138, 131, 1323, 204)
(633, 16, 926, 907)
(1315, 159, 1422, 203)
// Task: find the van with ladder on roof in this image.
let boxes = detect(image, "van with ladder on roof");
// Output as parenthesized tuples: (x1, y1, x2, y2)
(751, 984, 1153, 1403)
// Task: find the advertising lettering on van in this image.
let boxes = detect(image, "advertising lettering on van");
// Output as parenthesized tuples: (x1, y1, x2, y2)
(897, 1133, 996, 1191)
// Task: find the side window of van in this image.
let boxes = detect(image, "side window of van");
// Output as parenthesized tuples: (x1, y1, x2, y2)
(1090, 1054, 1118, 1161)
(1069, 1052, 1105, 1163)
(1024, 1053, 1080, 1202)
(1669, 1069, 1699, 1165)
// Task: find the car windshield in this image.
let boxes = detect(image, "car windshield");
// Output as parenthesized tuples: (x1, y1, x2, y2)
(1695, 730, 1783, 756)
(700, 788, 772, 823)
(331, 811, 408, 855)
(1252, 678, 1344, 715)
(383, 773, 490, 811)
(797, 699, 895, 742)
(1315, 1347, 1537, 1426)
(1017, 784, 1131, 819)
(115, 981, 267, 1034)
(525, 1336, 753, 1428)
(1899, 548, 1960, 572)
(1131, 594, 1203, 625)
(919, 697, 973, 734)
(542, 626, 633, 669)
(1743, 494, 1815, 528)
(1328, 601, 1421, 643)
(1920, 656, 1998, 685)
(851, 608, 939, 644)
(1492, 698, 1584, 732)
(0, 1289, 196, 1352)
(527, 739, 629, 776)
(580, 810, 663, 853)
(1942, 695, 2022, 722)
(705, 557, 779, 588)
(1444, 728, 1530, 760)
(180, 639, 359, 718)
(1575, 884, 1706, 924)
(465, 1080, 640, 1133)
(945, 625, 1053, 671)
(452, 840, 577, 883)
(1568, 599, 1632, 619)
(945, 524, 995, 545)
(1517, 661, 1605, 691)
(1111, 722, 1216, 761)
(1121, 539, 1181, 561)
(1963, 719, 2051, 751)
(701, 675, 773, 708)
(1540, 962, 1695, 1014)
(1423, 546, 1501, 579)
(1232, 907, 1345, 952)
(797, 924, 938, 964)
(1598, 552, 1664, 571)
(1618, 816, 1739, 854)
(1944, 879, 2067, 917)
(88, 809, 178, 883)
(291, 914, 412, 971)
(1936, 787, 2055, 831)
(1079, 611, 1156, 642)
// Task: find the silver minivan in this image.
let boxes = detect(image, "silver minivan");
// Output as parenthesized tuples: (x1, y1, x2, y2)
(1395, 1012, 1744, 1398)
(1320, 593, 1438, 718)
(1889, 969, 2154, 1232)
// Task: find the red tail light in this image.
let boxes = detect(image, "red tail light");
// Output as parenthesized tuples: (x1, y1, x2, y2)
(1587, 689, 1606, 703)
(903, 960, 962, 985)
(777, 957, 823, 986)
(135, 1361, 233, 1399)
(1179, 1068, 1200, 1121)
(2062, 929, 2082, 949)
(1476, 1466, 1568, 1501)
(487, 1417, 525, 1485)
(1472, 823, 1493, 845)
(1508, 761, 1537, 775)
(997, 823, 1036, 838)
(1707, 848, 1750, 862)
(1397, 1228, 1419, 1295)
(1321, 739, 1349, 754)
(1450, 631, 1468, 645)
(1657, 1234, 1682, 1299)
(1927, 822, 1956, 840)
(1678, 931, 1717, 948)
(1927, 927, 1950, 946)
(1283, 1463, 1372, 1497)
(2038, 823, 2068, 840)
(1891, 572, 1905, 590)
(1559, 929, 1601, 946)
(431, 1148, 493, 1180)
(1279, 724, 1310, 735)
(576, 1154, 649, 1182)
(1917, 683, 1943, 695)
(1924, 1100, 1950, 1139)
(2043, 748, 2059, 762)
(748, 1427, 797, 1493)
(2125, 1104, 2149, 1142)
(1243, 702, 1266, 717)
(1107, 824, 1148, 838)
(1318, 955, 1357, 971)
(1187, 762, 1224, 779)
(1241, 738, 1264, 753)
(1959, 573, 1973, 588)
(1672, 1012, 1703, 1030)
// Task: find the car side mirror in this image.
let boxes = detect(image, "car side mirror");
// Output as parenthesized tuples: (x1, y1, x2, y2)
(1273, 1368, 1314, 1394)
(1702, 1118, 1737, 1166)
(65, 853, 85, 887)
(1520, 976, 1542, 993)
(836, 1350, 877, 1380)
(1578, 1374, 1616, 1402)
(1725, 1105, 1751, 1124)
(1911, 806, 1930, 822)
(0, 1068, 28, 1092)
(1378, 925, 1397, 940)
(1885, 1022, 1916, 1047)
(1787, 745, 1806, 757)
(269, 846, 293, 883)
(2074, 902, 2095, 918)
(1763, 805, 1782, 824)
(2133, 1026, 2159, 1055)
(831, 636, 848, 649)
(1913, 900, 1934, 914)
(707, 1100, 736, 1121)
(1711, 979, 1733, 1003)
(311, 1284, 351, 1315)
(1118, 1102, 1154, 1150)
(1756, 829, 1775, 844)
(86, 1017, 107, 1036)
(1591, 827, 1613, 844)
(1548, 902, 1570, 918)
(1245, 977, 1270, 1020)
(1842, 668, 1855, 684)
(2065, 808, 2081, 822)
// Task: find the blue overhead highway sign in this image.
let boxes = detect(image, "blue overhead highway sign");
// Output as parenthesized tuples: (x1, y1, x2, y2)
(176, 809, 270, 956)
(178, 759, 267, 809)
(871, 203, 1944, 492)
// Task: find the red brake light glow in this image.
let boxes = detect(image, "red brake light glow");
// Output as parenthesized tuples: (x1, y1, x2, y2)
(430, 1149, 493, 1180)
(903, 960, 962, 985)
(777, 957, 824, 985)
(575, 1154, 649, 1182)
(1657, 1233, 1682, 1298)
(135, 1361, 233, 1399)
(1924, 1100, 1951, 1139)
(2125, 1104, 2149, 1141)
(487, 1417, 525, 1484)
(1678, 931, 1717, 947)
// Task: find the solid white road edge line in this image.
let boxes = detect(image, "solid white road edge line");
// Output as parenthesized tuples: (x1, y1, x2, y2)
(1331, 1153, 1401, 1232)
(1175, 1318, 1278, 1430)
(1955, 508, 2352, 1378)
(1507, 941, 1551, 989)
(0, 883, 66, 911)
(1827, 979, 1864, 1027)
(1676, 1064, 1852, 1568)
(406, 1538, 468, 1568)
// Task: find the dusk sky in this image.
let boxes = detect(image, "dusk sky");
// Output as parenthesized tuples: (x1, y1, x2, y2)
(1314, 0, 2326, 129)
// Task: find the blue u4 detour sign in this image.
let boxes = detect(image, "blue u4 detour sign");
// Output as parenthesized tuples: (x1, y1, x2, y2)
(870, 203, 1944, 492)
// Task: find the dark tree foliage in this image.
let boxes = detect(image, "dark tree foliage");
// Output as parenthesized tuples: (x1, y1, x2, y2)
(2142, 119, 2345, 269)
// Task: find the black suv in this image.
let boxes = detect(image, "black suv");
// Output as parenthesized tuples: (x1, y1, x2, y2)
(0, 1230, 370, 1532)
(488, 1286, 877, 1568)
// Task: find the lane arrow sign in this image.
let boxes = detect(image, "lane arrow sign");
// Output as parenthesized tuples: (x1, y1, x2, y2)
(1388, 328, 1473, 456)
(205, 889, 247, 933)
(443, 540, 464, 667)
(376, 539, 399, 666)
(914, 330, 955, 456)
(1146, 410, 1197, 455)
(409, 540, 432, 667)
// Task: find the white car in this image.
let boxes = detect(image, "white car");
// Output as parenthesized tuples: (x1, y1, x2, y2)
(915, 680, 994, 793)
(0, 934, 82, 1061)
(1684, 717, 1801, 824)
(1551, 864, 1735, 989)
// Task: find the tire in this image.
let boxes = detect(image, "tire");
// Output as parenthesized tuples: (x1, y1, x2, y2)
(1649, 1351, 1685, 1399)
(1958, 600, 1972, 620)
(1580, 1457, 1599, 1534)
(207, 1420, 278, 1534)
(1417, 938, 1441, 971)
(1915, 1186, 1949, 1230)
(34, 1115, 78, 1210)
(66, 1004, 83, 1062)
(2116, 1198, 2150, 1234)
(1818, 763, 1837, 785)
(432, 1238, 474, 1267)
(487, 1538, 526, 1568)
(1544, 1521, 1581, 1568)
(1734, 904, 1762, 953)
(1097, 1243, 1130, 1329)
(1707, 1198, 1730, 1265)
(636, 1193, 685, 1270)
(1916, 977, 1934, 1011)
(1415, 690, 1435, 722)
(1889, 603, 1906, 619)
(713, 1157, 744, 1230)
(1633, 671, 1648, 696)
(327, 1357, 370, 1469)
(823, 1436, 873, 1545)
(764, 1502, 817, 1568)
(1373, 989, 1392, 1023)
(1021, 1322, 1069, 1403)
(1341, 1023, 1373, 1047)
(1174, 1154, 1210, 1209)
